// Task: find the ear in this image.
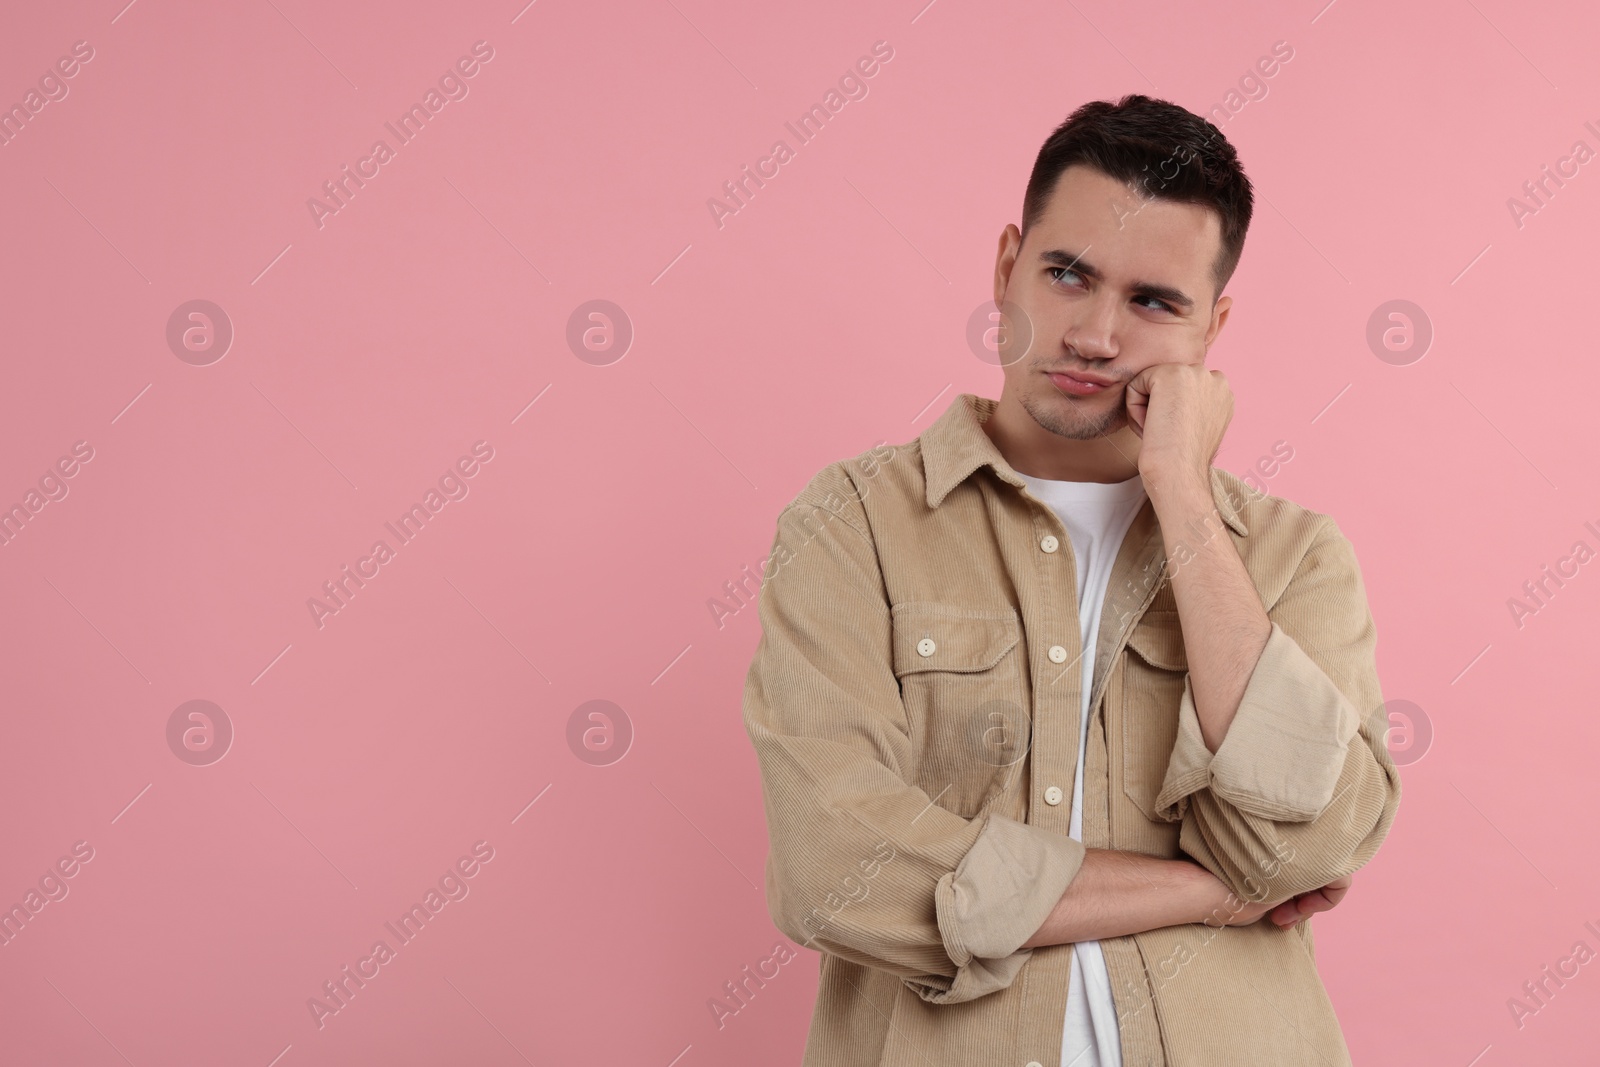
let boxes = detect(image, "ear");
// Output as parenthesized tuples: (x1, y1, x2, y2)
(1202, 294, 1233, 355)
(994, 224, 1022, 305)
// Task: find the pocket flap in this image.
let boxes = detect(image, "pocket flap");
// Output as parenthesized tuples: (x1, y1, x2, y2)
(890, 604, 1020, 678)
(1125, 610, 1188, 671)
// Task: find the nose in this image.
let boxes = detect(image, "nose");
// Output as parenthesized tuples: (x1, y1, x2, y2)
(1062, 292, 1118, 363)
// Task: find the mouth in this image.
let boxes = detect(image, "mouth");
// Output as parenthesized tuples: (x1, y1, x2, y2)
(1045, 369, 1119, 396)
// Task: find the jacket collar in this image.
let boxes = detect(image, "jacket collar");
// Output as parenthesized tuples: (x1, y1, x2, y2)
(921, 392, 1249, 536)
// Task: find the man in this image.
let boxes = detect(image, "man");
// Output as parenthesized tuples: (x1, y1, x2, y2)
(742, 94, 1401, 1067)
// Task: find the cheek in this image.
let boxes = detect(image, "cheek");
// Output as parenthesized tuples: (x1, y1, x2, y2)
(992, 298, 1046, 368)
(1146, 335, 1208, 367)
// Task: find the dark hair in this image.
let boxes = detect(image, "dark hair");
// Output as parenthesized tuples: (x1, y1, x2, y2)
(1020, 94, 1253, 302)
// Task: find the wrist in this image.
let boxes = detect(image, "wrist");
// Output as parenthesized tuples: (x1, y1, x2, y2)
(1173, 860, 1233, 926)
(1144, 468, 1213, 509)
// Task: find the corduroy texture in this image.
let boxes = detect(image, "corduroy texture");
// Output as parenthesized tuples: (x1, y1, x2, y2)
(742, 393, 1402, 1066)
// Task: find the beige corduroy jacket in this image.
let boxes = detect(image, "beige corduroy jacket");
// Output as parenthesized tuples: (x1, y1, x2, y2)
(741, 392, 1402, 1066)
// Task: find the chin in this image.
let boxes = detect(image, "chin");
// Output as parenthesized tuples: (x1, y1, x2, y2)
(1025, 389, 1127, 440)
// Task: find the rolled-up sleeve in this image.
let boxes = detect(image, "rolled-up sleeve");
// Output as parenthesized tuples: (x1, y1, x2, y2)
(743, 466, 1086, 1004)
(1149, 516, 1402, 904)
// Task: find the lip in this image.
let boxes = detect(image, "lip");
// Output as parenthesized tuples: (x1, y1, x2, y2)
(1046, 369, 1119, 395)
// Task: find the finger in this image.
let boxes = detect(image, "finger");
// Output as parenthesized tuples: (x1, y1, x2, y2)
(1125, 402, 1146, 437)
(1318, 877, 1352, 908)
(1272, 891, 1331, 926)
(1294, 890, 1352, 926)
(1296, 891, 1334, 915)
(1125, 368, 1153, 407)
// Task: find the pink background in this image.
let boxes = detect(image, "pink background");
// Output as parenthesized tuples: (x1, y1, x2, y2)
(1, 0, 1597, 1063)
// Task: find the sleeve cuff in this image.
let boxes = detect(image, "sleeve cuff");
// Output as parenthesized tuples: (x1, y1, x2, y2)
(1153, 621, 1364, 823)
(902, 811, 1085, 1003)
(936, 812, 1087, 958)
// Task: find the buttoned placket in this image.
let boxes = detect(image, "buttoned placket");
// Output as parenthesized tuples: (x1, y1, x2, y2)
(1038, 531, 1068, 816)
(1010, 480, 1083, 838)
(1001, 479, 1087, 1067)
(1092, 499, 1177, 1067)
(1008, 478, 1175, 1067)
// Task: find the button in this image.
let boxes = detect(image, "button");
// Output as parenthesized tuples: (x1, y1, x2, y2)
(1044, 786, 1063, 805)
(1048, 645, 1068, 663)
(1040, 535, 1059, 553)
(916, 637, 936, 658)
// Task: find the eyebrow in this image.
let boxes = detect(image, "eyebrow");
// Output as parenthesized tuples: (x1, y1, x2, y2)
(1038, 247, 1197, 312)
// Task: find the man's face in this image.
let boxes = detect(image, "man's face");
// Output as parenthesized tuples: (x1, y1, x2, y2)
(992, 163, 1231, 441)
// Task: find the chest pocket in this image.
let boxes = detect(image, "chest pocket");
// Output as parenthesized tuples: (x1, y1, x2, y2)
(1119, 609, 1188, 824)
(890, 603, 1029, 819)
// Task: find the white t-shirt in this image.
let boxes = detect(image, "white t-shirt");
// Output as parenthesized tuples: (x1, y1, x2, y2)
(1015, 470, 1148, 1067)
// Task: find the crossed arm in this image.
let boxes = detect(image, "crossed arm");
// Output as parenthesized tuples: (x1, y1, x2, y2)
(1024, 478, 1385, 948)
(1021, 847, 1343, 948)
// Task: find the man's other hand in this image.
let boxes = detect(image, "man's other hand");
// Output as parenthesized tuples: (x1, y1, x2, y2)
(1190, 867, 1355, 929)
(1265, 874, 1353, 928)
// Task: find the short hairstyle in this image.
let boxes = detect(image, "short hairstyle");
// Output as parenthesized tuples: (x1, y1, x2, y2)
(1020, 94, 1254, 303)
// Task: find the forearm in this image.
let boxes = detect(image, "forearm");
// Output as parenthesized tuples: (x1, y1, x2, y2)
(1020, 848, 1222, 948)
(1148, 475, 1271, 754)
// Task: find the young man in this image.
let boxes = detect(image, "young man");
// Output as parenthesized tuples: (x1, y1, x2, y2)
(742, 95, 1401, 1067)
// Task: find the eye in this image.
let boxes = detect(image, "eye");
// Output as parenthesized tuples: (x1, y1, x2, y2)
(1049, 268, 1177, 314)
